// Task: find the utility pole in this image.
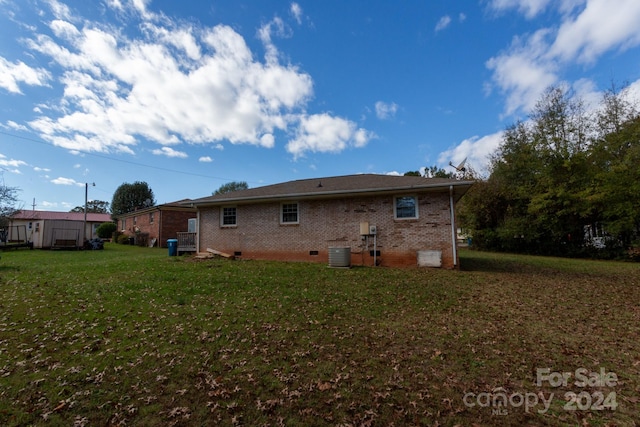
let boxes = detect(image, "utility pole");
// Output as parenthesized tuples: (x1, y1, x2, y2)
(83, 182, 95, 245)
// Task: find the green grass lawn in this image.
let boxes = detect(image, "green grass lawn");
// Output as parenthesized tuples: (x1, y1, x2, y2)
(0, 245, 638, 426)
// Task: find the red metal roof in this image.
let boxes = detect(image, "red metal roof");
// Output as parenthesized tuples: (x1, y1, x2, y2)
(11, 210, 113, 222)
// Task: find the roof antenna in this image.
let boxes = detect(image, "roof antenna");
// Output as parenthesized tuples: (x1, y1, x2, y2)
(449, 157, 467, 172)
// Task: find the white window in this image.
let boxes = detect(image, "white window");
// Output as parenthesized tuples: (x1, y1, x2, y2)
(281, 202, 299, 224)
(221, 206, 237, 226)
(394, 196, 418, 219)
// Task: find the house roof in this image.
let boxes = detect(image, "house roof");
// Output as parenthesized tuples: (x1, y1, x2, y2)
(189, 174, 474, 207)
(11, 210, 112, 222)
(113, 200, 196, 219)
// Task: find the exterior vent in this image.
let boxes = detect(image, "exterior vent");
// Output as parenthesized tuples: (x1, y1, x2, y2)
(328, 246, 351, 268)
(417, 250, 442, 267)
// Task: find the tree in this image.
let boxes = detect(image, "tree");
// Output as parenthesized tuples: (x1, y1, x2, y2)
(111, 181, 155, 216)
(589, 112, 640, 248)
(404, 166, 455, 179)
(461, 86, 588, 254)
(70, 200, 110, 214)
(0, 183, 21, 227)
(462, 83, 640, 257)
(213, 181, 249, 195)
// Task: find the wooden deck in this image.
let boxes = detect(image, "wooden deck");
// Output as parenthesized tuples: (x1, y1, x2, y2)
(177, 232, 197, 254)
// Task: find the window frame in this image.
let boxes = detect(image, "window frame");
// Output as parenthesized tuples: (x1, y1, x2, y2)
(220, 206, 237, 227)
(280, 202, 299, 225)
(394, 195, 419, 220)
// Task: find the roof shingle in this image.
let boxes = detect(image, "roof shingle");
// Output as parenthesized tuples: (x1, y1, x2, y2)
(190, 174, 473, 206)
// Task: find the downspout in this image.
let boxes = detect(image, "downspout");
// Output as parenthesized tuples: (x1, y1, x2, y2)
(196, 208, 200, 254)
(449, 185, 457, 268)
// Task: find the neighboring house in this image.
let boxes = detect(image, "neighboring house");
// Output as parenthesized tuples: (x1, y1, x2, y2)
(188, 174, 473, 268)
(9, 210, 112, 249)
(114, 200, 197, 248)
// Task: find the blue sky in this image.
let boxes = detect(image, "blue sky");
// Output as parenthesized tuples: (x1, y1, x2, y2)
(1, 0, 640, 211)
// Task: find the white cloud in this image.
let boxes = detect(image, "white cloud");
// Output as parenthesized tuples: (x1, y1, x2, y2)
(486, 0, 640, 117)
(44, 0, 73, 21)
(488, 0, 554, 18)
(490, 0, 584, 17)
(257, 17, 291, 64)
(438, 131, 504, 176)
(290, 3, 303, 25)
(152, 147, 188, 158)
(4, 120, 28, 131)
(0, 57, 50, 94)
(5, 0, 369, 160)
(435, 15, 451, 32)
(486, 29, 558, 116)
(0, 154, 28, 170)
(198, 156, 213, 163)
(14, 2, 369, 159)
(41, 201, 59, 208)
(549, 0, 640, 64)
(374, 101, 399, 120)
(34, 166, 52, 172)
(51, 176, 83, 186)
(286, 113, 374, 159)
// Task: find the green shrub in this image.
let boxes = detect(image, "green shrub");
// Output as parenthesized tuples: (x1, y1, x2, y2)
(96, 221, 117, 239)
(135, 233, 149, 247)
(117, 234, 131, 244)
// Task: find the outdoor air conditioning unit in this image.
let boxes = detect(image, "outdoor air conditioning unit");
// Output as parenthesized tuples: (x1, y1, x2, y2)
(328, 246, 351, 268)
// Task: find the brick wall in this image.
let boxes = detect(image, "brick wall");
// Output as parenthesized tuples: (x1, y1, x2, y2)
(120, 209, 196, 247)
(198, 191, 459, 268)
(121, 210, 160, 243)
(159, 210, 196, 246)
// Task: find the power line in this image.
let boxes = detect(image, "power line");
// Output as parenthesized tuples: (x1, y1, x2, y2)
(0, 129, 258, 184)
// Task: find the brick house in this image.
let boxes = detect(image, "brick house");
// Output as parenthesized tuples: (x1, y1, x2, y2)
(188, 174, 473, 268)
(114, 200, 196, 248)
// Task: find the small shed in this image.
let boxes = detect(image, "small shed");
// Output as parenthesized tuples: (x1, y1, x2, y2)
(9, 210, 113, 249)
(45, 220, 83, 249)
